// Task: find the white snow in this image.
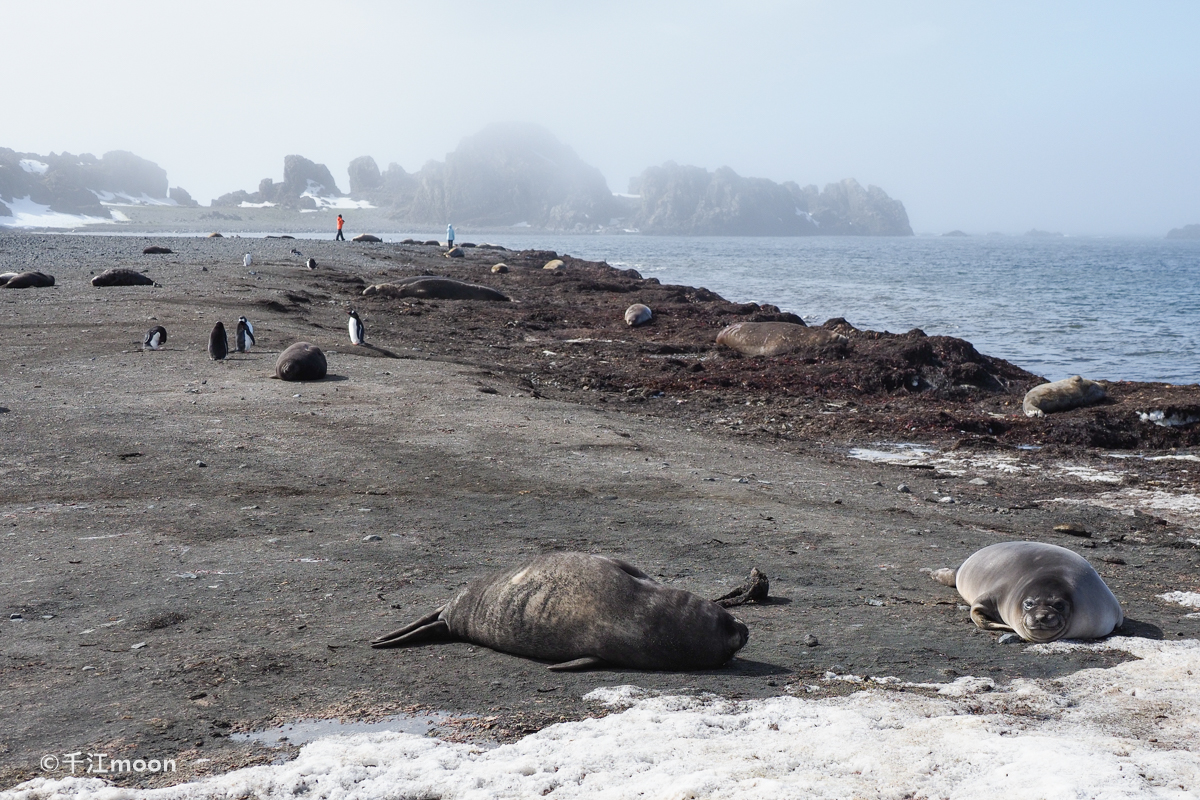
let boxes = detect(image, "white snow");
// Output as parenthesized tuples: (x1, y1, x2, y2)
(298, 191, 375, 209)
(108, 209, 130, 222)
(238, 201, 277, 208)
(0, 196, 114, 228)
(19, 158, 49, 174)
(90, 190, 176, 206)
(1159, 591, 1200, 611)
(9, 637, 1199, 799)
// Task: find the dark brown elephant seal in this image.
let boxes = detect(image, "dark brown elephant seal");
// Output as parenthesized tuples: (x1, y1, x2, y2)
(1, 271, 55, 288)
(1022, 375, 1106, 417)
(352, 234, 383, 243)
(275, 342, 328, 381)
(716, 321, 846, 356)
(932, 541, 1123, 642)
(142, 245, 173, 255)
(91, 269, 156, 287)
(364, 277, 509, 302)
(372, 552, 749, 671)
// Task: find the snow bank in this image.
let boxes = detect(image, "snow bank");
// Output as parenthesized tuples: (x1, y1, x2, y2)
(7, 637, 1198, 799)
(0, 197, 114, 229)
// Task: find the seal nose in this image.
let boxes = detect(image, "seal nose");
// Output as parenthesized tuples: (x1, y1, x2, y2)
(1031, 608, 1061, 628)
(733, 618, 749, 650)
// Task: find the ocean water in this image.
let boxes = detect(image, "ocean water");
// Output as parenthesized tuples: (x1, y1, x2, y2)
(480, 234, 1200, 385)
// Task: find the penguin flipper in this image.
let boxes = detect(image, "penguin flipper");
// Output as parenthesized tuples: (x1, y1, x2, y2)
(370, 608, 451, 648)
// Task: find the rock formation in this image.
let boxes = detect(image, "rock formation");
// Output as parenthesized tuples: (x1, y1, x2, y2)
(0, 148, 178, 217)
(1166, 223, 1200, 240)
(213, 155, 344, 208)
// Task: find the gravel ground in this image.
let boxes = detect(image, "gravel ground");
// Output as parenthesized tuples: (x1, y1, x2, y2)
(2, 232, 1198, 789)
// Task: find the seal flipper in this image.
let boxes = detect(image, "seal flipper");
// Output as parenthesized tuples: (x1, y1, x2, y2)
(371, 608, 451, 648)
(547, 656, 606, 672)
(969, 602, 1014, 633)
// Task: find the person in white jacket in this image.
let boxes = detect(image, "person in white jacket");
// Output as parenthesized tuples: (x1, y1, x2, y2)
(447, 223, 455, 248)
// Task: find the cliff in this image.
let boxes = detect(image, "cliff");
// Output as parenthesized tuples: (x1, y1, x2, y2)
(0, 148, 180, 217)
(1166, 224, 1200, 240)
(212, 155, 344, 209)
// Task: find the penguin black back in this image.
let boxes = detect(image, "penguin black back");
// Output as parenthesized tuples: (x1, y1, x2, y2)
(235, 316, 256, 352)
(143, 325, 167, 350)
(208, 321, 228, 361)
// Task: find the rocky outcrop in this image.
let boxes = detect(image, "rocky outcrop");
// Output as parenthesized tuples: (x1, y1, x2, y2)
(0, 148, 176, 215)
(169, 186, 198, 207)
(628, 163, 911, 236)
(1166, 224, 1200, 240)
(213, 155, 344, 207)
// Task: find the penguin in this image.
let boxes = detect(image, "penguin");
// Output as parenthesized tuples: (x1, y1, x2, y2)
(290, 248, 304, 258)
(143, 325, 167, 350)
(235, 316, 256, 352)
(306, 257, 317, 270)
(208, 321, 228, 361)
(243, 253, 252, 267)
(348, 310, 365, 346)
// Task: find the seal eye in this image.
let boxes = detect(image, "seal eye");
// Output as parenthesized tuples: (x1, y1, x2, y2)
(1022, 599, 1035, 611)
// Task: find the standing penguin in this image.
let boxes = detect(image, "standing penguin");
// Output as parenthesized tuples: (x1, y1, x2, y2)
(143, 325, 167, 350)
(208, 321, 228, 361)
(235, 316, 256, 352)
(243, 253, 252, 267)
(306, 257, 317, 270)
(348, 310, 365, 345)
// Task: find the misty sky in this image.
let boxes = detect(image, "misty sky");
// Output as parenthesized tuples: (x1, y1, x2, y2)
(5, 1, 1198, 235)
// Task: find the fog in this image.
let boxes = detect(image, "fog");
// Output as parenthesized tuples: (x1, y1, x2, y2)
(4, 0, 1198, 235)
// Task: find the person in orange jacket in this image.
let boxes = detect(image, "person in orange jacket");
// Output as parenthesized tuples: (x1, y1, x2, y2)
(335, 214, 345, 241)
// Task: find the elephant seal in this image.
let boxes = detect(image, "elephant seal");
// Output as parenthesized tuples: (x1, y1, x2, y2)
(445, 246, 464, 258)
(92, 269, 155, 287)
(372, 552, 749, 671)
(1, 271, 55, 289)
(544, 259, 564, 271)
(716, 321, 846, 357)
(365, 277, 510, 302)
(491, 263, 509, 274)
(624, 303, 653, 327)
(207, 232, 223, 238)
(275, 341, 327, 381)
(352, 234, 383, 243)
(932, 541, 1123, 642)
(142, 245, 173, 255)
(1023, 375, 1107, 417)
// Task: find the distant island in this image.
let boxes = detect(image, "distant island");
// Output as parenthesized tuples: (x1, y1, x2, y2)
(1166, 223, 1200, 239)
(2, 124, 912, 235)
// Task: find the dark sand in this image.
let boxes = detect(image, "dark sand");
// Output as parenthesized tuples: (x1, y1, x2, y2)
(2, 233, 1198, 788)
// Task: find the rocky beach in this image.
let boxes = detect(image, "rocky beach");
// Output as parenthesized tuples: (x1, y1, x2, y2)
(2, 232, 1199, 791)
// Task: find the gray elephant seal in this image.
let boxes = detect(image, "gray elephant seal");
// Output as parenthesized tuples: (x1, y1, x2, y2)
(352, 234, 383, 243)
(1, 271, 55, 288)
(275, 341, 327, 381)
(932, 541, 1123, 642)
(1023, 375, 1106, 417)
(92, 268, 156, 287)
(625, 303, 653, 326)
(716, 321, 847, 357)
(372, 552, 749, 671)
(364, 277, 510, 302)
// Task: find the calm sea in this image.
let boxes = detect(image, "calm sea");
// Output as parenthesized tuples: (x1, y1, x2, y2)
(480, 234, 1200, 385)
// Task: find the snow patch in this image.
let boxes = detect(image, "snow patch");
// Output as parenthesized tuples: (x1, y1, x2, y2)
(90, 190, 176, 206)
(19, 159, 48, 175)
(239, 201, 277, 208)
(11, 638, 1199, 799)
(1139, 410, 1200, 428)
(0, 196, 114, 229)
(1159, 591, 1200, 610)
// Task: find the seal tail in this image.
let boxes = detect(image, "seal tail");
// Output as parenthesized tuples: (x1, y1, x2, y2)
(370, 608, 451, 649)
(930, 568, 958, 587)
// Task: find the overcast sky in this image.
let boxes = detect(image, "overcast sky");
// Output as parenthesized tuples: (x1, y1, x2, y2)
(4, 1, 1198, 235)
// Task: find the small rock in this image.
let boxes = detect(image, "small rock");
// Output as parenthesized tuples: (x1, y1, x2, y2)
(998, 633, 1022, 644)
(491, 263, 509, 273)
(938, 496, 955, 504)
(804, 634, 819, 647)
(1053, 523, 1090, 538)
(362, 534, 383, 542)
(131, 642, 147, 650)
(969, 477, 990, 486)
(897, 484, 911, 493)
(189, 692, 208, 700)
(871, 481, 882, 486)
(9, 613, 23, 621)
(195, 460, 207, 467)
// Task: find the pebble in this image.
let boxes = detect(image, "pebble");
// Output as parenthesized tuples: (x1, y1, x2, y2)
(998, 633, 1022, 644)
(938, 496, 955, 503)
(9, 613, 23, 621)
(969, 477, 990, 486)
(897, 484, 911, 493)
(131, 642, 147, 650)
(362, 534, 383, 542)
(803, 634, 819, 647)
(1054, 523, 1090, 538)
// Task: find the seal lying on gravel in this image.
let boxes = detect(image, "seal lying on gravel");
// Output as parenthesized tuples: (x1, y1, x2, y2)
(932, 541, 1123, 642)
(372, 552, 749, 671)
(91, 268, 156, 287)
(363, 277, 510, 302)
(624, 303, 653, 327)
(716, 321, 847, 357)
(142, 245, 173, 255)
(1, 271, 55, 288)
(1022, 375, 1107, 417)
(275, 341, 327, 381)
(352, 234, 383, 243)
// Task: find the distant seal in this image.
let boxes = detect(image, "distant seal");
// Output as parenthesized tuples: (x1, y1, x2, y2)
(1, 271, 55, 289)
(1022, 375, 1106, 417)
(624, 303, 653, 327)
(543, 259, 564, 271)
(207, 232, 223, 238)
(372, 552, 749, 671)
(208, 321, 228, 361)
(275, 341, 327, 381)
(445, 246, 464, 258)
(716, 321, 846, 356)
(143, 325, 167, 350)
(142, 245, 172, 255)
(91, 269, 155, 287)
(364, 277, 510, 302)
(0, 272, 16, 286)
(491, 263, 509, 274)
(352, 234, 383, 243)
(932, 541, 1123, 642)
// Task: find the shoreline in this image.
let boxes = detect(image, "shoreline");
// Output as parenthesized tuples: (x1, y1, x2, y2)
(1, 233, 1198, 790)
